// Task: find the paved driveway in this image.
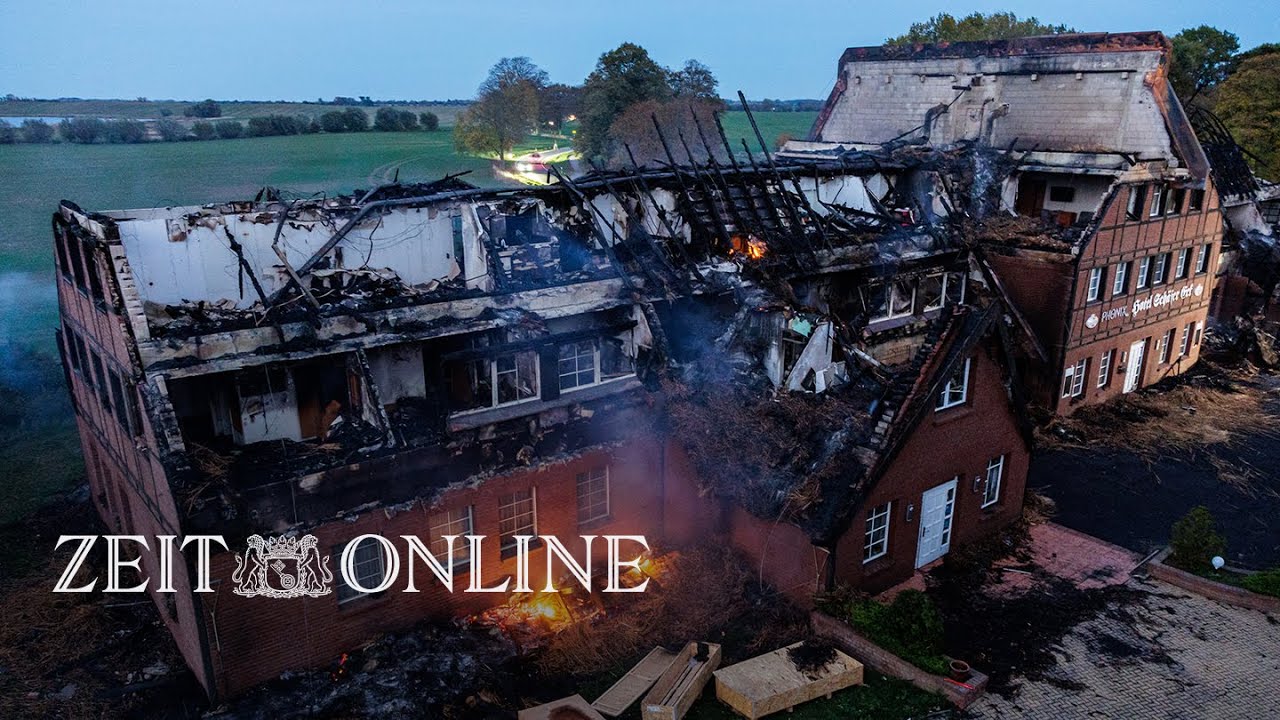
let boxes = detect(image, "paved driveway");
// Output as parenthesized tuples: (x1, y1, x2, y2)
(966, 575, 1280, 719)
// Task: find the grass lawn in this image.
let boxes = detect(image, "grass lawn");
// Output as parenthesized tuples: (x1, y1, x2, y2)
(0, 99, 470, 125)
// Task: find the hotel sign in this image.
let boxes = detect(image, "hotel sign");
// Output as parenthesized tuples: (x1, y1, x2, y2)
(1085, 282, 1204, 329)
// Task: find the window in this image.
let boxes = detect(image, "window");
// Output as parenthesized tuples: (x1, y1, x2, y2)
(1196, 244, 1211, 274)
(89, 350, 111, 411)
(1149, 186, 1164, 217)
(863, 502, 891, 562)
(1061, 358, 1087, 398)
(1153, 253, 1169, 285)
(1194, 322, 1203, 347)
(1126, 186, 1146, 220)
(1112, 262, 1129, 296)
(559, 340, 598, 391)
(1158, 328, 1173, 364)
(1136, 256, 1152, 289)
(1097, 349, 1114, 388)
(1175, 248, 1191, 280)
(447, 347, 540, 413)
(56, 231, 72, 282)
(1049, 186, 1076, 203)
(936, 358, 970, 411)
(1179, 323, 1192, 357)
(576, 466, 610, 525)
(1166, 188, 1184, 215)
(429, 506, 473, 570)
(1189, 189, 1205, 212)
(983, 455, 1005, 507)
(1086, 267, 1104, 302)
(108, 369, 131, 433)
(498, 489, 537, 555)
(337, 539, 386, 604)
(868, 280, 916, 322)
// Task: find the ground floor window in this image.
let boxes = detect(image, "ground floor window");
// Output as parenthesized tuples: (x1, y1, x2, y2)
(983, 455, 1005, 507)
(1180, 323, 1192, 357)
(498, 489, 537, 555)
(1061, 358, 1087, 398)
(576, 466, 610, 525)
(429, 506, 474, 569)
(1158, 329, 1174, 364)
(337, 539, 387, 603)
(1097, 349, 1114, 388)
(863, 502, 891, 562)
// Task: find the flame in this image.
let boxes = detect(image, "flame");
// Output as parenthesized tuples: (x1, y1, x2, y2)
(729, 235, 768, 260)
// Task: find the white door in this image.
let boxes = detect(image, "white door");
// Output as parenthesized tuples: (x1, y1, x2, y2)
(1123, 339, 1146, 393)
(915, 478, 958, 568)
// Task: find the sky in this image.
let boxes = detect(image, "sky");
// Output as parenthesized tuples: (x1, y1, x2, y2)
(1, 0, 1276, 102)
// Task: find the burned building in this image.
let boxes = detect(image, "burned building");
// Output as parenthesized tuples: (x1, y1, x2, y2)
(54, 128, 1040, 698)
(786, 31, 1225, 412)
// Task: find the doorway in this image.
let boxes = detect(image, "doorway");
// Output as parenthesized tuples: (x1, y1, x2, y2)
(1123, 339, 1146, 394)
(915, 478, 958, 568)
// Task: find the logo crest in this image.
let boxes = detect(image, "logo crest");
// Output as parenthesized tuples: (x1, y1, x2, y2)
(232, 534, 333, 598)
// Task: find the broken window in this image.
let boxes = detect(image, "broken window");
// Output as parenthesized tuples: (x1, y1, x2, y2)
(559, 340, 598, 391)
(67, 236, 88, 294)
(84, 247, 106, 308)
(919, 274, 945, 312)
(429, 506, 473, 570)
(576, 466, 610, 525)
(1048, 186, 1075, 203)
(495, 352, 539, 405)
(498, 489, 537, 556)
(55, 229, 73, 282)
(446, 335, 539, 414)
(336, 539, 386, 604)
(1188, 190, 1205, 212)
(866, 280, 915, 322)
(1194, 322, 1203, 347)
(600, 338, 634, 381)
(1061, 358, 1087, 398)
(889, 279, 914, 317)
(1097, 349, 1114, 388)
(1167, 188, 1185, 215)
(64, 324, 81, 374)
(108, 369, 131, 433)
(863, 502, 890, 563)
(90, 350, 112, 412)
(1126, 186, 1146, 221)
(936, 358, 970, 411)
(983, 455, 1004, 507)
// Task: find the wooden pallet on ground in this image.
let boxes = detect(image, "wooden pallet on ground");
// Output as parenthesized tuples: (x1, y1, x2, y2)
(641, 642, 722, 720)
(592, 646, 679, 717)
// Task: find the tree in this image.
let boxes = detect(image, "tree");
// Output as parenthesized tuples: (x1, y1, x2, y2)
(537, 83, 583, 130)
(215, 120, 244, 139)
(156, 118, 187, 141)
(1215, 49, 1280, 180)
(191, 121, 216, 140)
(184, 99, 222, 118)
(886, 12, 1073, 45)
(21, 119, 55, 143)
(59, 118, 105, 144)
(320, 110, 349, 133)
(454, 57, 546, 159)
(374, 106, 404, 131)
(397, 110, 418, 130)
(104, 119, 146, 143)
(341, 107, 369, 132)
(419, 111, 439, 131)
(579, 43, 673, 161)
(1170, 26, 1240, 102)
(606, 98, 724, 167)
(670, 60, 720, 102)
(1169, 506, 1226, 570)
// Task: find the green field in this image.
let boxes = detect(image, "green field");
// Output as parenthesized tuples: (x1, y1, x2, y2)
(0, 110, 817, 523)
(0, 98, 471, 125)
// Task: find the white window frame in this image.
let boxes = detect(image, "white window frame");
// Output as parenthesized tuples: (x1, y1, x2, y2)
(1061, 358, 1087, 398)
(983, 455, 1005, 508)
(429, 505, 474, 570)
(1159, 329, 1173, 364)
(936, 357, 971, 411)
(1153, 253, 1168, 285)
(498, 488, 537, 553)
(576, 465, 610, 525)
(558, 339, 600, 393)
(1097, 349, 1113, 388)
(1149, 186, 1164, 217)
(1175, 248, 1190, 280)
(1194, 321, 1203, 347)
(1086, 267, 1103, 302)
(1196, 244, 1210, 274)
(1136, 256, 1151, 289)
(1179, 324, 1192, 357)
(336, 539, 387, 604)
(863, 502, 891, 563)
(1112, 262, 1128, 296)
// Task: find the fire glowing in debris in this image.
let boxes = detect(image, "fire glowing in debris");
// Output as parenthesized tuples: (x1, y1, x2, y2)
(730, 235, 768, 260)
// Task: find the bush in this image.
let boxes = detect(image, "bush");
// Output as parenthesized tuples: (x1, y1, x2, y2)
(300, 115, 321, 134)
(319, 110, 348, 133)
(828, 590, 949, 675)
(1241, 568, 1280, 598)
(374, 106, 417, 131)
(420, 111, 439, 131)
(0, 124, 14, 144)
(215, 120, 244, 139)
(1169, 506, 1226, 571)
(104, 119, 146, 143)
(184, 99, 222, 118)
(246, 114, 303, 137)
(22, 119, 56, 143)
(191, 121, 217, 140)
(341, 107, 368, 132)
(59, 117, 105, 144)
(155, 118, 187, 141)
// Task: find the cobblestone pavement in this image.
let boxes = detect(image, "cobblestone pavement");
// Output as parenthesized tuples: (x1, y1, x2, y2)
(965, 576, 1280, 719)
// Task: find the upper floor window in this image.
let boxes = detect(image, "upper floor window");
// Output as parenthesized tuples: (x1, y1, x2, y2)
(1196, 244, 1211, 274)
(498, 489, 537, 556)
(429, 506, 474, 570)
(1148, 187, 1164, 218)
(919, 272, 965, 312)
(1086, 267, 1104, 302)
(1175, 248, 1191, 280)
(1126, 186, 1146, 221)
(983, 455, 1005, 507)
(1152, 253, 1169, 285)
(1049, 186, 1075, 203)
(1136, 257, 1152, 289)
(447, 348, 540, 413)
(1188, 189, 1205, 212)
(1112, 262, 1129, 296)
(1166, 188, 1185, 215)
(336, 539, 387, 604)
(576, 466, 610, 525)
(863, 502, 891, 562)
(936, 358, 971, 411)
(559, 340, 598, 392)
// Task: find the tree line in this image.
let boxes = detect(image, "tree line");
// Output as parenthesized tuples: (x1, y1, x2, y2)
(0, 106, 441, 145)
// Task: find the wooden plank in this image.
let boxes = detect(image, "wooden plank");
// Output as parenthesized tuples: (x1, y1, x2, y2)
(713, 642, 864, 719)
(641, 642, 721, 720)
(519, 694, 606, 720)
(592, 647, 679, 717)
